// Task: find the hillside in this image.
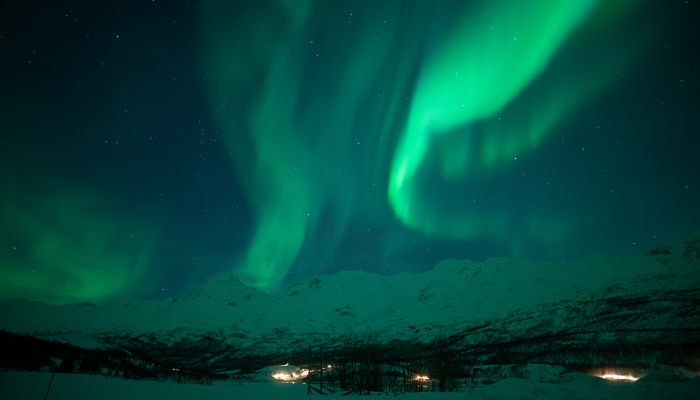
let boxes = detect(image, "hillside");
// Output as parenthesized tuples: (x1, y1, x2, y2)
(1, 234, 699, 391)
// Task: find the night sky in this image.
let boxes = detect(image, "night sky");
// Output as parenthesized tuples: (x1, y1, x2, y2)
(1, 0, 698, 303)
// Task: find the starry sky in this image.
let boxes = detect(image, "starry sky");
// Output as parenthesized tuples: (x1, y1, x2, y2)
(1, 0, 698, 303)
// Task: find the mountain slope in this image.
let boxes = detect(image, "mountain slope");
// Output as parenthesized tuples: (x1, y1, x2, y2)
(1, 234, 699, 378)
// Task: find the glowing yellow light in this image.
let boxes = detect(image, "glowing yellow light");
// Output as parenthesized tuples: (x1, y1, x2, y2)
(598, 373, 640, 382)
(412, 375, 430, 381)
(271, 368, 309, 382)
(590, 368, 645, 383)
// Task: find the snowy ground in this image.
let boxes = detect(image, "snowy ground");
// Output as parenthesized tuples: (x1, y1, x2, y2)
(1, 371, 699, 400)
(1, 235, 698, 397)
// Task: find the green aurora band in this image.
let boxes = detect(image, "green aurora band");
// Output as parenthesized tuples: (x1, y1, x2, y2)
(201, 0, 419, 291)
(388, 0, 598, 236)
(201, 0, 645, 292)
(0, 182, 155, 304)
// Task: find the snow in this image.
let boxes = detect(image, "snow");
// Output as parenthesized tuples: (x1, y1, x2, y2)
(0, 371, 698, 399)
(0, 233, 698, 396)
(0, 235, 697, 355)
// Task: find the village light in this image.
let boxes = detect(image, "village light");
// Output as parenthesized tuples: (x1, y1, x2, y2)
(590, 368, 645, 383)
(598, 372, 640, 382)
(271, 368, 309, 382)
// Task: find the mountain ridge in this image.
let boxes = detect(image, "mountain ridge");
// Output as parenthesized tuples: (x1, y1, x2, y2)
(1, 233, 699, 377)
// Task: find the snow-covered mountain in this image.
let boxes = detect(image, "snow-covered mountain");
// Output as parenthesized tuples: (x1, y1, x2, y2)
(1, 233, 699, 382)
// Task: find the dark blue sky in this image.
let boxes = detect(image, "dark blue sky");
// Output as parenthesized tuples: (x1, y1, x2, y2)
(1, 0, 698, 303)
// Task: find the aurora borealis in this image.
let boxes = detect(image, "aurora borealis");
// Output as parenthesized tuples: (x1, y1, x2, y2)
(1, 0, 699, 302)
